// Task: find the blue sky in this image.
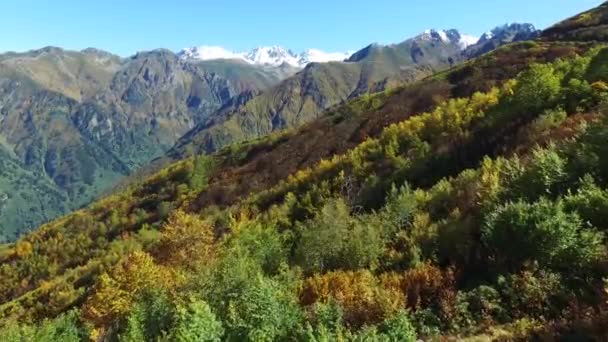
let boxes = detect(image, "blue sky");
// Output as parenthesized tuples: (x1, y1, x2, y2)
(1, 0, 604, 56)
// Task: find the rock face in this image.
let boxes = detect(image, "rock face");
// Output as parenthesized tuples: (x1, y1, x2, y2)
(0, 47, 290, 241)
(464, 23, 541, 58)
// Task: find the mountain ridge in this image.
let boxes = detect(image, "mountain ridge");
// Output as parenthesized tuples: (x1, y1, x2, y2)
(1, 2, 608, 339)
(0, 46, 293, 241)
(0, 22, 538, 241)
(177, 28, 480, 68)
(178, 45, 355, 68)
(167, 23, 539, 160)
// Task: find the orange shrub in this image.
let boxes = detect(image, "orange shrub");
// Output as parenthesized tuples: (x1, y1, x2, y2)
(380, 263, 457, 320)
(81, 251, 173, 328)
(155, 210, 216, 268)
(300, 270, 403, 327)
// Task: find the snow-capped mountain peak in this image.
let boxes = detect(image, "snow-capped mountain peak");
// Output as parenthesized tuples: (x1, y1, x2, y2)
(244, 46, 300, 67)
(459, 34, 479, 49)
(178, 46, 245, 62)
(299, 49, 354, 65)
(479, 23, 539, 43)
(178, 45, 352, 68)
(418, 29, 479, 50)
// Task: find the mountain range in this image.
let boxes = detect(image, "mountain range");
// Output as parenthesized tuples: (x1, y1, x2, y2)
(177, 29, 481, 68)
(2, 2, 608, 340)
(0, 47, 289, 241)
(0, 24, 539, 241)
(168, 25, 539, 158)
(178, 45, 355, 68)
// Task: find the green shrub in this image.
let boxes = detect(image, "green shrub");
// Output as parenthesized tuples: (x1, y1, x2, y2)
(294, 199, 384, 273)
(0, 310, 84, 342)
(564, 176, 608, 230)
(507, 145, 568, 201)
(512, 63, 562, 113)
(459, 285, 506, 324)
(379, 311, 417, 342)
(482, 198, 604, 271)
(497, 269, 564, 319)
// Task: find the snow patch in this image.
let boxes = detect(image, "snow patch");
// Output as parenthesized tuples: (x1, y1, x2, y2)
(299, 49, 353, 64)
(244, 46, 300, 67)
(178, 46, 246, 62)
(178, 45, 352, 68)
(436, 30, 449, 42)
(89, 115, 99, 128)
(459, 34, 479, 49)
(419, 29, 478, 50)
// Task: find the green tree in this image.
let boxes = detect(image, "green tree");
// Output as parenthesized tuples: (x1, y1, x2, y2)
(188, 156, 214, 191)
(563, 78, 594, 113)
(171, 297, 224, 342)
(507, 145, 568, 201)
(564, 176, 608, 230)
(120, 289, 174, 341)
(121, 308, 146, 342)
(585, 47, 608, 82)
(512, 63, 562, 113)
(224, 275, 302, 341)
(382, 184, 418, 230)
(497, 269, 564, 319)
(458, 285, 505, 325)
(227, 220, 288, 275)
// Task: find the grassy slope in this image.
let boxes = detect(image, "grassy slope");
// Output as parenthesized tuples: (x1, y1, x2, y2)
(0, 47, 122, 102)
(542, 1, 608, 42)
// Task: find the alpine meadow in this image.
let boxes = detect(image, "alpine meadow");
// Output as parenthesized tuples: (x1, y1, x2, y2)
(1, 1, 608, 341)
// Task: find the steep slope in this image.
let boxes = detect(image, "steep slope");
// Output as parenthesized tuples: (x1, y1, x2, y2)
(0, 1, 604, 332)
(187, 41, 592, 209)
(0, 48, 294, 240)
(72, 49, 286, 166)
(2, 36, 608, 340)
(0, 24, 538, 240)
(168, 26, 537, 158)
(0, 148, 68, 242)
(168, 30, 468, 158)
(542, 1, 608, 42)
(0, 63, 130, 240)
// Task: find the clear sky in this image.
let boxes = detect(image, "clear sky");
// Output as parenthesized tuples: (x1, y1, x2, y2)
(1, 0, 604, 56)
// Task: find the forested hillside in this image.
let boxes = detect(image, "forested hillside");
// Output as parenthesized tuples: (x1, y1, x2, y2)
(0, 23, 528, 242)
(0, 47, 291, 241)
(1, 3, 608, 341)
